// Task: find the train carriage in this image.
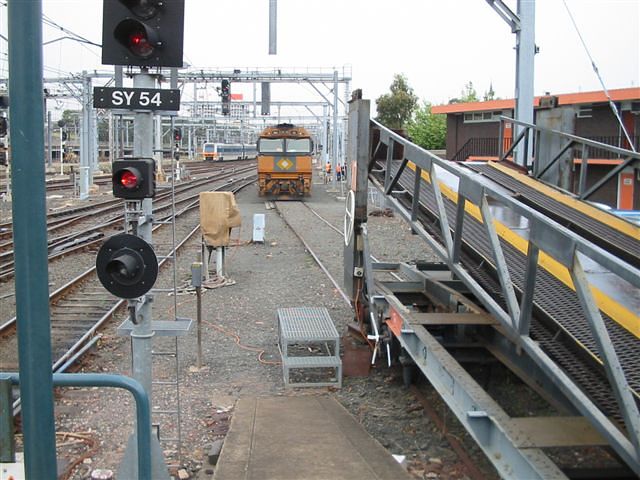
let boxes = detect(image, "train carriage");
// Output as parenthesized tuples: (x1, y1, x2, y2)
(202, 142, 257, 161)
(257, 123, 313, 198)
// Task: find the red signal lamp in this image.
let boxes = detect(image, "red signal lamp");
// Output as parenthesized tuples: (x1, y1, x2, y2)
(114, 19, 158, 59)
(102, 0, 185, 68)
(118, 168, 141, 189)
(112, 158, 155, 199)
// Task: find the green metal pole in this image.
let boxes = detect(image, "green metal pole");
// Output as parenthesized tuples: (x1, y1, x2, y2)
(7, 1, 58, 477)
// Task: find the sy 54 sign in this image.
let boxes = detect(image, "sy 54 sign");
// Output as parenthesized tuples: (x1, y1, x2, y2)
(93, 86, 180, 111)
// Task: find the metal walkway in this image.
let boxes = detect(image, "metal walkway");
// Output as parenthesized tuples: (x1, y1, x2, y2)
(342, 96, 640, 479)
(375, 161, 640, 415)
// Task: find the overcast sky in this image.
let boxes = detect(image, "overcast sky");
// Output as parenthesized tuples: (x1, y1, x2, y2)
(0, 0, 638, 114)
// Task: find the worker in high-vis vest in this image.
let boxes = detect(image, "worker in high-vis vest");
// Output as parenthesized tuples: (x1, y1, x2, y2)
(325, 161, 331, 184)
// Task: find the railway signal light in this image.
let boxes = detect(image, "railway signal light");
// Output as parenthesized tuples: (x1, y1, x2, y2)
(174, 128, 182, 141)
(112, 158, 156, 199)
(221, 79, 230, 116)
(96, 233, 159, 298)
(101, 0, 185, 68)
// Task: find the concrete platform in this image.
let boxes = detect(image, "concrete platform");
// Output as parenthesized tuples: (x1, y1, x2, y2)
(213, 396, 413, 480)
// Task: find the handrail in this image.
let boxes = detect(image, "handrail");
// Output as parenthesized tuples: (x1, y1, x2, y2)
(369, 117, 640, 472)
(498, 116, 640, 198)
(372, 118, 639, 288)
(1, 373, 153, 480)
(451, 137, 511, 162)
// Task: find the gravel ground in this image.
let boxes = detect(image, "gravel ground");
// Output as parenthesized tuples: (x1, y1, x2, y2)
(4, 166, 502, 480)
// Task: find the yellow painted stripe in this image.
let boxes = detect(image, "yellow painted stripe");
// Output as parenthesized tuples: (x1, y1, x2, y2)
(406, 162, 640, 339)
(490, 161, 640, 239)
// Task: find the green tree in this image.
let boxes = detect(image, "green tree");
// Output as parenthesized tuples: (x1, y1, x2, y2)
(61, 109, 79, 127)
(483, 82, 496, 101)
(375, 74, 418, 129)
(449, 81, 480, 104)
(407, 102, 446, 150)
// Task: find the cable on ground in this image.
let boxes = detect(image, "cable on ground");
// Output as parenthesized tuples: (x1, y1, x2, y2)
(203, 319, 281, 366)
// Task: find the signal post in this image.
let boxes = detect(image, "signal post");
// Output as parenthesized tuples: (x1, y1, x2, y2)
(96, 1, 186, 478)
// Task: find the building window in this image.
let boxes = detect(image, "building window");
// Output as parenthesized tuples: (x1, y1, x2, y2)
(463, 110, 504, 123)
(577, 106, 593, 118)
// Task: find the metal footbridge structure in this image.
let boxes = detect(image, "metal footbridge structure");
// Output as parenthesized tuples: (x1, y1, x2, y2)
(343, 95, 640, 479)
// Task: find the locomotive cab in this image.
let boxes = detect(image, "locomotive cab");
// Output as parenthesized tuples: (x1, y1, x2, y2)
(257, 123, 313, 198)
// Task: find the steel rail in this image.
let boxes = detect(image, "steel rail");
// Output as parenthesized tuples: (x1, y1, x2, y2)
(0, 174, 256, 334)
(275, 202, 351, 306)
(0, 161, 256, 241)
(300, 201, 403, 283)
(0, 166, 257, 280)
(3, 177, 256, 419)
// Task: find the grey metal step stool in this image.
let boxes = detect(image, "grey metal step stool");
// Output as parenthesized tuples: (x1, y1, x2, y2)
(277, 307, 342, 388)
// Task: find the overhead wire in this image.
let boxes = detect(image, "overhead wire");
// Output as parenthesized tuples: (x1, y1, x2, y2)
(561, 0, 636, 152)
(41, 13, 101, 48)
(0, 3, 100, 80)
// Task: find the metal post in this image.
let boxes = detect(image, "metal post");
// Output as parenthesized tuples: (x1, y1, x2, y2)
(92, 107, 99, 174)
(343, 95, 370, 298)
(322, 104, 328, 168)
(118, 70, 170, 479)
(132, 71, 154, 398)
(0, 378, 15, 462)
(7, 0, 58, 477)
(216, 247, 225, 278)
(109, 112, 114, 164)
(196, 281, 202, 368)
(193, 81, 197, 120)
(79, 71, 91, 199)
(189, 262, 203, 369)
(269, 0, 277, 54)
(331, 69, 339, 191)
(60, 126, 64, 175)
(514, 0, 535, 167)
(47, 110, 52, 168)
(154, 114, 163, 177)
(253, 81, 257, 117)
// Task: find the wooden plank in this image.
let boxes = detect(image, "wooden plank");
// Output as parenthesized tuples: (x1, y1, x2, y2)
(408, 312, 497, 326)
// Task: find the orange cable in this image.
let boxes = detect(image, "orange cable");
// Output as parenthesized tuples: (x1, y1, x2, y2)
(203, 319, 281, 365)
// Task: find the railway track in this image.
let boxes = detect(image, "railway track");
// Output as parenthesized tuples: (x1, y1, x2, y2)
(0, 159, 251, 196)
(0, 163, 256, 281)
(0, 161, 254, 236)
(0, 174, 256, 414)
(274, 199, 485, 480)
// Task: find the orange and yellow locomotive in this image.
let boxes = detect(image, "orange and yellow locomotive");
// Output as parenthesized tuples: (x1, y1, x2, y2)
(257, 123, 313, 198)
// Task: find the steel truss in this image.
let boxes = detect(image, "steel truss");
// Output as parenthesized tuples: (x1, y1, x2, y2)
(344, 97, 640, 479)
(499, 116, 640, 200)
